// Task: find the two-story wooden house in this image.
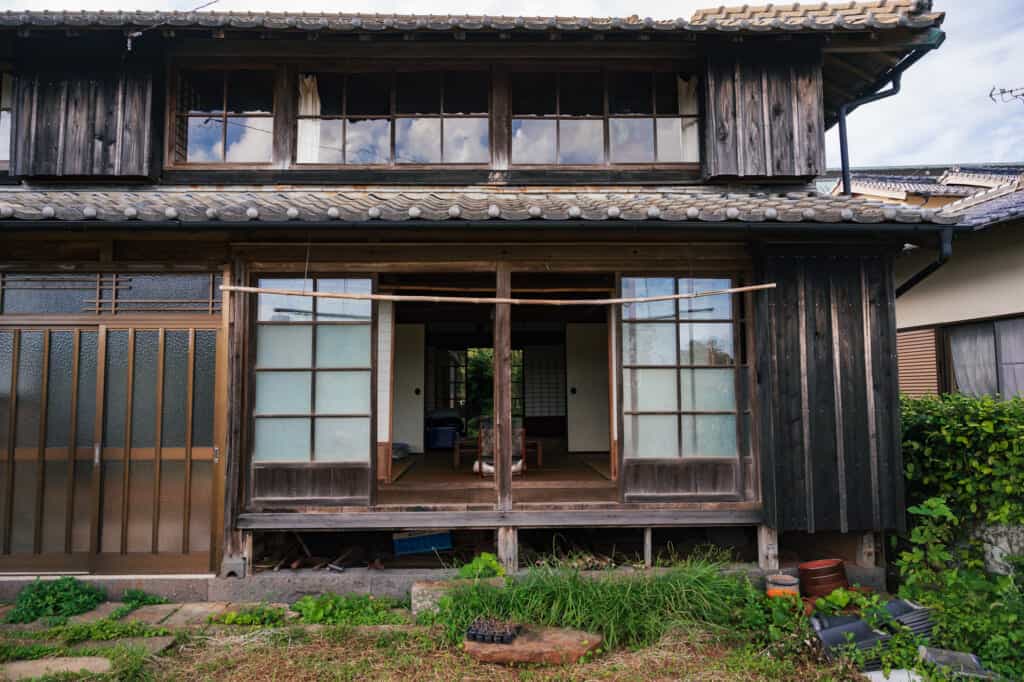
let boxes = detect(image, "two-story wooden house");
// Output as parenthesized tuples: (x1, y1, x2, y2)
(0, 1, 956, 580)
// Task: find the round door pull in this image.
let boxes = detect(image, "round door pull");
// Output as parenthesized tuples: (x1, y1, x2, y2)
(414, 388, 421, 395)
(570, 387, 577, 395)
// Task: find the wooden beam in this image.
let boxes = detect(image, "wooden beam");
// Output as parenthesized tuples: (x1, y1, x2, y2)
(236, 509, 765, 530)
(643, 527, 653, 568)
(497, 527, 518, 573)
(757, 525, 779, 571)
(494, 265, 512, 512)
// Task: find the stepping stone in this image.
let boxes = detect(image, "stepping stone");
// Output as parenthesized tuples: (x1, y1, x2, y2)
(411, 578, 504, 615)
(163, 602, 230, 627)
(1, 656, 112, 680)
(71, 635, 176, 656)
(121, 603, 180, 625)
(69, 602, 125, 624)
(463, 626, 602, 666)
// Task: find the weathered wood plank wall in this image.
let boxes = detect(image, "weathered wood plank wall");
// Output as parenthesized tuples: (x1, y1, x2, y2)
(756, 250, 904, 533)
(704, 52, 826, 179)
(11, 69, 152, 177)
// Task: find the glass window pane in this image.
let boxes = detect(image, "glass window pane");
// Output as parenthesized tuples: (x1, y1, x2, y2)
(257, 326, 312, 368)
(226, 71, 273, 114)
(2, 275, 96, 314)
(0, 110, 10, 162)
(680, 278, 732, 319)
(317, 279, 371, 321)
(444, 71, 489, 114)
(656, 118, 684, 163)
(443, 118, 489, 163)
(76, 331, 97, 448)
(225, 117, 273, 162)
(622, 368, 678, 412)
(192, 330, 218, 447)
(254, 372, 311, 414)
(297, 119, 344, 164)
(682, 118, 700, 162)
(680, 368, 735, 411)
(609, 72, 653, 114)
(253, 418, 310, 461)
(131, 330, 159, 447)
(103, 330, 129, 448)
(186, 117, 223, 163)
(560, 73, 603, 116)
(15, 331, 43, 449)
(624, 414, 678, 458)
(44, 332, 74, 448)
(396, 118, 441, 163)
(258, 278, 312, 321)
(559, 120, 604, 164)
(316, 371, 370, 414)
(610, 118, 655, 163)
(315, 417, 370, 462)
(0, 332, 10, 449)
(679, 76, 700, 116)
(996, 318, 1024, 397)
(299, 72, 342, 117)
(682, 414, 737, 457)
(654, 72, 679, 115)
(316, 325, 370, 367)
(179, 70, 223, 114)
(161, 330, 189, 448)
(511, 72, 556, 115)
(512, 119, 556, 164)
(117, 274, 212, 310)
(346, 119, 390, 164)
(681, 323, 735, 366)
(622, 277, 675, 320)
(346, 73, 391, 116)
(623, 323, 676, 366)
(396, 71, 441, 114)
(949, 323, 997, 396)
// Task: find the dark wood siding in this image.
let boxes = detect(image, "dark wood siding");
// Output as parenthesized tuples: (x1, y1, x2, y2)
(756, 251, 904, 533)
(252, 465, 370, 505)
(11, 69, 152, 177)
(704, 52, 825, 179)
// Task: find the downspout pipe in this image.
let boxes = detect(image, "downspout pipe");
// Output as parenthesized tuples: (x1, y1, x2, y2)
(896, 227, 953, 298)
(839, 29, 946, 195)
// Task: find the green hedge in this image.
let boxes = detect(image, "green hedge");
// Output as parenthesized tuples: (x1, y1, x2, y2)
(901, 393, 1024, 528)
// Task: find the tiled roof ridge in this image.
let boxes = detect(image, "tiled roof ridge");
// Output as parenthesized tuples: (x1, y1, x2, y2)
(939, 178, 1023, 216)
(0, 1, 945, 33)
(0, 186, 956, 226)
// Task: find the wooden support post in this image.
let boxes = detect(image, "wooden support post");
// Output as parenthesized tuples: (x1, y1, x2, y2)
(497, 527, 518, 574)
(856, 532, 878, 568)
(758, 525, 779, 571)
(494, 265, 512, 512)
(643, 527, 653, 569)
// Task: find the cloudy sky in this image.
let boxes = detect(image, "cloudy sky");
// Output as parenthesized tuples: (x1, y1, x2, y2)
(3, 0, 1021, 169)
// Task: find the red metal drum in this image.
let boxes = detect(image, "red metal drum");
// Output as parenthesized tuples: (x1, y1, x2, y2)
(798, 559, 849, 598)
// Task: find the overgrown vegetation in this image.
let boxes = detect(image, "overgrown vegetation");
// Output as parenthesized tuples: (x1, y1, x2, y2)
(2, 577, 105, 625)
(291, 593, 409, 626)
(456, 552, 505, 580)
(210, 603, 288, 627)
(110, 588, 169, 620)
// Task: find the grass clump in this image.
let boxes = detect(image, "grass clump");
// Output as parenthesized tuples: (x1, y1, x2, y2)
(110, 589, 169, 620)
(4, 577, 106, 625)
(456, 552, 505, 580)
(210, 603, 287, 627)
(292, 593, 409, 626)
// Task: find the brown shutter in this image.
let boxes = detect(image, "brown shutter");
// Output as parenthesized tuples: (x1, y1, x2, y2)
(897, 329, 940, 396)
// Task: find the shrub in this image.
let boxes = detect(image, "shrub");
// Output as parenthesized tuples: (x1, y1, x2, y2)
(4, 577, 105, 624)
(456, 552, 504, 580)
(292, 594, 408, 626)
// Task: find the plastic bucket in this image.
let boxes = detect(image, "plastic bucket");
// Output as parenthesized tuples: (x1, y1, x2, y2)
(765, 574, 800, 598)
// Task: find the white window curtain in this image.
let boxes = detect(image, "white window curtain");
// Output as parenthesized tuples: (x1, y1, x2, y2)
(995, 317, 1024, 397)
(949, 323, 998, 397)
(296, 74, 321, 163)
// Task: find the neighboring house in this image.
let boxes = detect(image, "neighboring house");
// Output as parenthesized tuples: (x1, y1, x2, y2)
(0, 1, 951, 580)
(831, 167, 1024, 398)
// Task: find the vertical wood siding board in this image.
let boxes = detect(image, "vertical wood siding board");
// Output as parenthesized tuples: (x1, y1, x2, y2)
(739, 61, 767, 176)
(703, 62, 718, 176)
(754, 259, 778, 528)
(797, 262, 814, 532)
(734, 61, 745, 175)
(272, 65, 295, 170)
(806, 258, 840, 531)
(789, 66, 801, 177)
(828, 269, 849, 533)
(32, 75, 62, 175)
(844, 261, 874, 532)
(707, 58, 739, 177)
(62, 79, 88, 175)
(861, 260, 883, 530)
(766, 65, 794, 176)
(26, 75, 40, 175)
(90, 78, 105, 173)
(11, 75, 33, 175)
(760, 67, 773, 177)
(778, 263, 806, 530)
(766, 261, 783, 529)
(55, 79, 69, 175)
(798, 61, 825, 176)
(113, 73, 126, 176)
(882, 256, 906, 531)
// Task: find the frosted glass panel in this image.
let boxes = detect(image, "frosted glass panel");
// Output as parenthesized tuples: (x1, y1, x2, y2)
(258, 278, 312, 321)
(257, 326, 312, 368)
(682, 414, 737, 457)
(317, 279, 371, 321)
(623, 323, 676, 365)
(622, 369, 678, 412)
(254, 372, 310, 414)
(315, 417, 370, 461)
(253, 418, 310, 461)
(623, 414, 679, 458)
(316, 325, 371, 368)
(656, 118, 684, 163)
(681, 323, 734, 366)
(680, 369, 736, 411)
(316, 371, 371, 414)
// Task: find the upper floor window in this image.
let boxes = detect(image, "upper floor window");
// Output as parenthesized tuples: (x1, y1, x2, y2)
(0, 72, 12, 165)
(174, 69, 274, 164)
(296, 71, 490, 165)
(511, 71, 699, 165)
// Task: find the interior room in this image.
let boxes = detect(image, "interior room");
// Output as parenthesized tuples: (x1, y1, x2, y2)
(375, 273, 617, 507)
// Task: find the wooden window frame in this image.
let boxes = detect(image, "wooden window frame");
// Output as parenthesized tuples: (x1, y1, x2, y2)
(942, 313, 1024, 397)
(619, 274, 745, 461)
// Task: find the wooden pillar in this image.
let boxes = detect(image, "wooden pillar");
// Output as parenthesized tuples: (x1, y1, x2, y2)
(757, 525, 779, 571)
(856, 532, 878, 568)
(494, 265, 512, 512)
(497, 527, 518, 574)
(643, 528, 653, 569)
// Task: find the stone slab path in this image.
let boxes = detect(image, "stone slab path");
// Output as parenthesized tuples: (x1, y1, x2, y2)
(69, 635, 177, 656)
(162, 601, 230, 627)
(1, 656, 112, 680)
(125, 603, 181, 625)
(69, 602, 125, 623)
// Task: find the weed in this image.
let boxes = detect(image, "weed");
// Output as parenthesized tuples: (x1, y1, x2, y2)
(292, 593, 408, 626)
(209, 602, 287, 627)
(456, 552, 505, 580)
(4, 577, 106, 624)
(109, 589, 169, 621)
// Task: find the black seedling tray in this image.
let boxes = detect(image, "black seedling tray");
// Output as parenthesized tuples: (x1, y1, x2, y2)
(466, 616, 522, 644)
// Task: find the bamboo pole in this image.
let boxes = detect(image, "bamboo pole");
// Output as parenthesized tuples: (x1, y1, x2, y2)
(220, 282, 776, 307)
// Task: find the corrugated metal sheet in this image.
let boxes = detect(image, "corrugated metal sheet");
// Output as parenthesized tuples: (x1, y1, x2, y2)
(897, 329, 939, 396)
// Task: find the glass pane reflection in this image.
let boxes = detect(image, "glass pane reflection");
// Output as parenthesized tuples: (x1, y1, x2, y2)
(395, 118, 441, 163)
(225, 117, 273, 162)
(443, 118, 489, 163)
(346, 119, 390, 164)
(558, 120, 603, 165)
(512, 119, 556, 164)
(610, 118, 655, 163)
(186, 117, 223, 163)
